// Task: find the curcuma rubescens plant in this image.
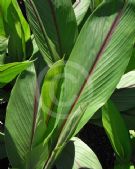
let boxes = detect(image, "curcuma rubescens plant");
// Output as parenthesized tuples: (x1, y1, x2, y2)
(0, 0, 135, 168)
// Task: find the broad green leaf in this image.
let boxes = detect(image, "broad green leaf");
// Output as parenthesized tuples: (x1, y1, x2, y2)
(56, 0, 135, 135)
(73, 0, 135, 134)
(56, 137, 102, 169)
(73, 0, 90, 25)
(45, 0, 135, 167)
(31, 60, 65, 168)
(5, 60, 64, 169)
(0, 61, 32, 87)
(5, 64, 47, 168)
(117, 71, 135, 89)
(102, 101, 132, 161)
(0, 132, 7, 159)
(25, 0, 78, 65)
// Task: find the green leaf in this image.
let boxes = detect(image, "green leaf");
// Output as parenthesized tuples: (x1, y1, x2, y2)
(25, 0, 78, 65)
(117, 71, 135, 89)
(5, 60, 65, 169)
(41, 60, 64, 129)
(5, 64, 46, 168)
(57, 0, 135, 134)
(0, 61, 32, 87)
(45, 0, 135, 167)
(56, 137, 102, 169)
(102, 100, 132, 161)
(73, 0, 90, 25)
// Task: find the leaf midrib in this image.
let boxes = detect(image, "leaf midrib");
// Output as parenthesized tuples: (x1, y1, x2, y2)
(61, 4, 125, 133)
(44, 4, 126, 169)
(30, 83, 39, 150)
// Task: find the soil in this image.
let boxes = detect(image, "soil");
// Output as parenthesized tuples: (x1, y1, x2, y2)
(0, 1, 115, 168)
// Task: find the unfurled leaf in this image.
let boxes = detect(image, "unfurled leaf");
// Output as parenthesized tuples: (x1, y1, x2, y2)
(73, 0, 90, 25)
(5, 60, 65, 169)
(44, 0, 135, 167)
(102, 101, 132, 161)
(56, 137, 102, 169)
(25, 0, 78, 65)
(5, 64, 46, 168)
(0, 61, 32, 87)
(56, 0, 135, 135)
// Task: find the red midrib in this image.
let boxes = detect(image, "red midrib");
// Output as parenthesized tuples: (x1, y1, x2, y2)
(61, 8, 124, 129)
(44, 4, 125, 169)
(30, 82, 39, 150)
